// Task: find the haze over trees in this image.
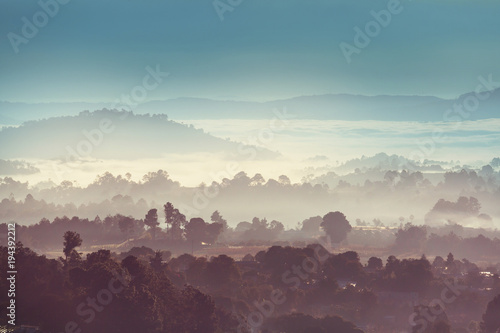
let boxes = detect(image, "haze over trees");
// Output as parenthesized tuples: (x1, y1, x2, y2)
(0, 112, 498, 333)
(0, 110, 277, 160)
(1, 0, 500, 330)
(2, 222, 498, 332)
(0, 131, 499, 332)
(1, 157, 498, 229)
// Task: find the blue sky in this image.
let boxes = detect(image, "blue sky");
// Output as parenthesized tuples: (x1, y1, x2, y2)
(1, 0, 499, 103)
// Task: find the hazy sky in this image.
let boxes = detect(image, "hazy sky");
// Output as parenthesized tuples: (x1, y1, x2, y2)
(1, 0, 500, 103)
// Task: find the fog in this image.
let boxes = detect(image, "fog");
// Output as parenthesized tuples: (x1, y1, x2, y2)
(1, 110, 500, 333)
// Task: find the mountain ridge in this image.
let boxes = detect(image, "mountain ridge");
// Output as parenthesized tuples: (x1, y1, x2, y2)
(1, 88, 499, 124)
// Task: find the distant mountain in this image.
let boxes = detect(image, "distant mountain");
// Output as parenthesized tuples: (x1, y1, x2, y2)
(142, 89, 498, 121)
(0, 101, 109, 125)
(0, 110, 278, 160)
(135, 95, 447, 121)
(332, 153, 445, 173)
(1, 88, 499, 124)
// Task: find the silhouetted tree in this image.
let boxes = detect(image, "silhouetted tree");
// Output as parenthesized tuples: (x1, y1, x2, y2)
(431, 196, 482, 215)
(320, 211, 352, 244)
(118, 215, 135, 239)
(185, 218, 223, 249)
(382, 256, 433, 292)
(180, 286, 218, 333)
(144, 208, 159, 240)
(301, 216, 323, 234)
(242, 253, 255, 262)
(432, 256, 445, 269)
(394, 223, 427, 253)
(206, 255, 241, 288)
(205, 221, 224, 244)
(367, 256, 383, 270)
(481, 294, 500, 333)
(210, 210, 228, 230)
(446, 252, 454, 265)
(185, 218, 207, 248)
(62, 231, 82, 261)
(150, 250, 165, 272)
(324, 251, 365, 281)
(164, 202, 186, 240)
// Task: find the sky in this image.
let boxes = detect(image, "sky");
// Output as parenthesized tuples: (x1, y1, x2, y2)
(1, 0, 500, 103)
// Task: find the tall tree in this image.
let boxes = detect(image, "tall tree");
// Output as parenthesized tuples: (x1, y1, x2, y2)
(144, 208, 159, 240)
(63, 231, 82, 261)
(164, 202, 186, 240)
(118, 216, 136, 239)
(185, 218, 207, 248)
(320, 211, 352, 244)
(210, 210, 228, 230)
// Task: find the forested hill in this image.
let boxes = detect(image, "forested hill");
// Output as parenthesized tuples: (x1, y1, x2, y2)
(0, 110, 277, 160)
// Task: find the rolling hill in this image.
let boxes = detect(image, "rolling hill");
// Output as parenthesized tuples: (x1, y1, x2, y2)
(0, 110, 278, 160)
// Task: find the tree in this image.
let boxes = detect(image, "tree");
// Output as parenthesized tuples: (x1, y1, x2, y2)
(206, 255, 241, 288)
(367, 257, 383, 270)
(324, 251, 364, 281)
(118, 216, 135, 239)
(63, 231, 82, 261)
(164, 202, 186, 240)
(394, 223, 427, 253)
(446, 252, 454, 264)
(250, 173, 265, 186)
(205, 222, 223, 244)
(185, 218, 207, 248)
(278, 175, 291, 186)
(149, 250, 164, 272)
(185, 218, 223, 248)
(445, 252, 457, 273)
(180, 286, 218, 333)
(242, 253, 255, 262)
(320, 211, 352, 244)
(210, 210, 228, 230)
(481, 294, 500, 333)
(269, 220, 285, 233)
(144, 208, 159, 240)
(432, 256, 445, 269)
(383, 257, 433, 293)
(301, 216, 322, 234)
